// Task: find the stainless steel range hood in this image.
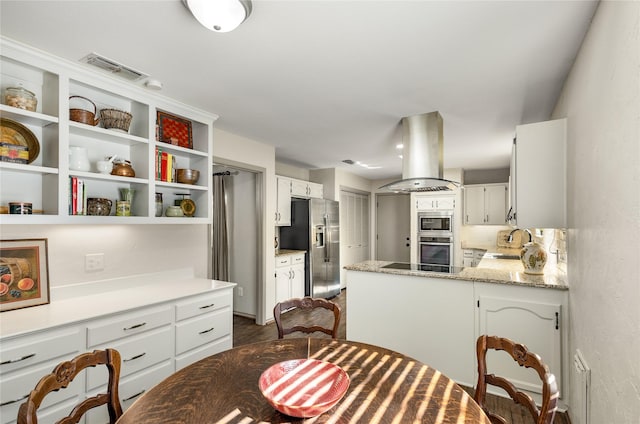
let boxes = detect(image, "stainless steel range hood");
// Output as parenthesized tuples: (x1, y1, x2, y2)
(379, 111, 459, 192)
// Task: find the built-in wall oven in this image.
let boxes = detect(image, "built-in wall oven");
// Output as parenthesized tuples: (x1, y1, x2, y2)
(417, 211, 454, 267)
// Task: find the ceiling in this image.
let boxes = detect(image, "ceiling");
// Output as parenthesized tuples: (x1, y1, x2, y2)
(0, 1, 598, 180)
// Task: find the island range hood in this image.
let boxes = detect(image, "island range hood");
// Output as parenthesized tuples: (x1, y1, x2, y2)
(379, 111, 459, 192)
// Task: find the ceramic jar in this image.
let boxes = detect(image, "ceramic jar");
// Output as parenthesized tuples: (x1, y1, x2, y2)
(520, 241, 547, 275)
(69, 146, 90, 171)
(165, 205, 184, 217)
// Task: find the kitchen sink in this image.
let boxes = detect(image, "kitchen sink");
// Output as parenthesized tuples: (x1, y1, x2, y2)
(483, 253, 521, 260)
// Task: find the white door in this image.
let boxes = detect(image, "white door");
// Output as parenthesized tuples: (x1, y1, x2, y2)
(376, 194, 410, 262)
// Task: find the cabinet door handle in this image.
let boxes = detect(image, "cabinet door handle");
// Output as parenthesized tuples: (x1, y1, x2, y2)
(0, 393, 29, 407)
(123, 352, 147, 362)
(555, 312, 559, 330)
(199, 303, 215, 310)
(122, 389, 146, 402)
(199, 327, 215, 334)
(123, 322, 147, 331)
(0, 353, 35, 365)
(486, 214, 489, 223)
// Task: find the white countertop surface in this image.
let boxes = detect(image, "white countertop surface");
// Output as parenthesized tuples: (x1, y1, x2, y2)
(0, 269, 236, 339)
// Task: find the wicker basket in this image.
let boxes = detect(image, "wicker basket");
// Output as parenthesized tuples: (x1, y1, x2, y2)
(100, 108, 132, 133)
(69, 95, 99, 126)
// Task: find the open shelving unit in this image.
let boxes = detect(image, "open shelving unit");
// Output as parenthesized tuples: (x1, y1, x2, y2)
(0, 37, 216, 225)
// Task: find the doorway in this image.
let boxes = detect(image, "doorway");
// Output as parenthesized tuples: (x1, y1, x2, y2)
(212, 163, 262, 320)
(376, 193, 410, 262)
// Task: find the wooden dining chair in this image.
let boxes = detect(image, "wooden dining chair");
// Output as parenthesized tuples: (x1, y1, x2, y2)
(17, 349, 123, 424)
(473, 335, 558, 424)
(273, 297, 341, 339)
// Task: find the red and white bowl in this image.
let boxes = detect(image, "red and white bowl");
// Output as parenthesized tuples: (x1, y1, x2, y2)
(259, 358, 350, 418)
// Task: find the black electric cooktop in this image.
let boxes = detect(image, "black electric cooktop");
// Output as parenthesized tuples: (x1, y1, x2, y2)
(381, 262, 465, 274)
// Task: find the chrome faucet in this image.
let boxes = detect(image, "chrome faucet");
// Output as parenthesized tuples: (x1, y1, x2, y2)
(507, 228, 533, 243)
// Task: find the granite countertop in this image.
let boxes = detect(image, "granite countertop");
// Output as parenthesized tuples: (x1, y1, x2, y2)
(344, 259, 568, 290)
(275, 249, 307, 256)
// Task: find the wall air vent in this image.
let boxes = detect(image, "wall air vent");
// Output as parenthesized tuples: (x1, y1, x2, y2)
(79, 53, 149, 82)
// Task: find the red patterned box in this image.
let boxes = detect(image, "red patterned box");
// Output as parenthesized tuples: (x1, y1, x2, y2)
(157, 111, 193, 149)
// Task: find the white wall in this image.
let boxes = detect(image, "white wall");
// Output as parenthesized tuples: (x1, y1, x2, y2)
(213, 128, 276, 325)
(551, 2, 640, 422)
(0, 225, 208, 287)
(276, 162, 310, 180)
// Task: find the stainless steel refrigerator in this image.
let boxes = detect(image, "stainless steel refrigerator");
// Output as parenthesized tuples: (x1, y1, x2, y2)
(279, 198, 340, 299)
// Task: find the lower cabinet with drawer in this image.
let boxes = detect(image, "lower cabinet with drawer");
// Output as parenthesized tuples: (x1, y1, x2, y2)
(174, 290, 233, 371)
(0, 327, 84, 424)
(275, 253, 305, 303)
(0, 285, 234, 424)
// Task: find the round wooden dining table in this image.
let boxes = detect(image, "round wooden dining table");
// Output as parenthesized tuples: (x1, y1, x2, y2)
(116, 338, 490, 423)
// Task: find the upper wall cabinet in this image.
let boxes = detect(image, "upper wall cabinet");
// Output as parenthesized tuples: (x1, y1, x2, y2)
(415, 194, 455, 211)
(275, 176, 291, 226)
(509, 118, 567, 229)
(464, 183, 507, 225)
(0, 38, 216, 224)
(290, 178, 323, 199)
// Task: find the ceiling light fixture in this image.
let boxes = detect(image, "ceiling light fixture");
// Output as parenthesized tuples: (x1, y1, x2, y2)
(182, 0, 252, 33)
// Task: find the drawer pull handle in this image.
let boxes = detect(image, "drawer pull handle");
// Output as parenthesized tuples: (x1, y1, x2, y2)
(0, 393, 29, 407)
(122, 389, 146, 402)
(123, 352, 147, 362)
(0, 353, 35, 365)
(199, 303, 215, 310)
(199, 327, 215, 335)
(123, 322, 147, 331)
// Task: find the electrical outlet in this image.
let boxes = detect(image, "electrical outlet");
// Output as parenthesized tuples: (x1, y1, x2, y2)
(85, 253, 104, 272)
(238, 287, 244, 297)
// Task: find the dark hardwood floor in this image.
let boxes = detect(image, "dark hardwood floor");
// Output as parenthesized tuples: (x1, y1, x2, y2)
(233, 289, 569, 424)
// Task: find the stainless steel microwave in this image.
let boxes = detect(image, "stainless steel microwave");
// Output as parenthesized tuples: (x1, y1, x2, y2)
(418, 211, 453, 236)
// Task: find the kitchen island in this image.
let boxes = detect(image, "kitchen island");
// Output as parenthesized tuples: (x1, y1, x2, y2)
(344, 256, 568, 408)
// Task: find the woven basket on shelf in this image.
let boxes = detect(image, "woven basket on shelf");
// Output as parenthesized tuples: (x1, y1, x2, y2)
(100, 108, 132, 132)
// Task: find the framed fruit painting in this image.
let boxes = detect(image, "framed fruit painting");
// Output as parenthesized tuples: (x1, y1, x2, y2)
(0, 239, 50, 312)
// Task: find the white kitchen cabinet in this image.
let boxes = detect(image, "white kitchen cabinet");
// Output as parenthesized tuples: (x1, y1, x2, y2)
(509, 118, 567, 228)
(275, 253, 305, 302)
(290, 178, 323, 199)
(415, 194, 455, 211)
(464, 183, 507, 225)
(475, 282, 566, 399)
(0, 278, 234, 424)
(0, 38, 214, 225)
(275, 176, 291, 226)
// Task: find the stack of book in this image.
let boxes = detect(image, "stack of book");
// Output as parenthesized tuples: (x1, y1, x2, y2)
(69, 177, 87, 215)
(155, 147, 176, 182)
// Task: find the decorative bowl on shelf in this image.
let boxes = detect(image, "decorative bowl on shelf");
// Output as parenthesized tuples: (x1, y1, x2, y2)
(259, 358, 349, 418)
(176, 168, 199, 185)
(86, 198, 112, 216)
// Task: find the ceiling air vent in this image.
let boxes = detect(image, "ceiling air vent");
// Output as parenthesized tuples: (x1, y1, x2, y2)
(79, 53, 149, 82)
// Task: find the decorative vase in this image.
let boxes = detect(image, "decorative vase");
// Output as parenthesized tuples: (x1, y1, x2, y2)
(520, 241, 547, 275)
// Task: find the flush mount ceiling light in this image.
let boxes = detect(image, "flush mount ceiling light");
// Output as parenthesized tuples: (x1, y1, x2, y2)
(183, 0, 252, 33)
